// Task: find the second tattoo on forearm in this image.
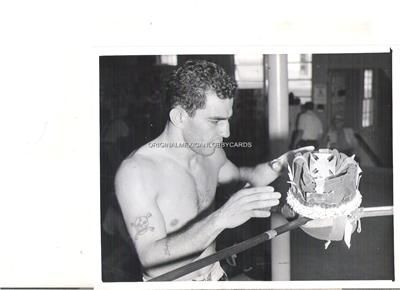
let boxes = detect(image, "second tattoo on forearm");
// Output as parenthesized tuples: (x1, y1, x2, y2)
(164, 238, 171, 256)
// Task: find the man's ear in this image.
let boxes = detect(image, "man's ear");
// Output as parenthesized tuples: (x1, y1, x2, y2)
(169, 106, 188, 128)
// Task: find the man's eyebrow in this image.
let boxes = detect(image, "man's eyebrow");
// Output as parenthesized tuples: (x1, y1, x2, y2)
(208, 116, 232, 121)
(208, 112, 233, 120)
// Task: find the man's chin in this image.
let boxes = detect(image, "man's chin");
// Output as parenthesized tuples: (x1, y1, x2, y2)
(204, 147, 217, 156)
(192, 145, 217, 156)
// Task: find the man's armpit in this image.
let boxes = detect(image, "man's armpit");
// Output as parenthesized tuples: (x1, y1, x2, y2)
(129, 212, 155, 240)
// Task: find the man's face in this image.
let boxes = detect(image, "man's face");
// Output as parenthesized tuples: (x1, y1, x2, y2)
(182, 90, 233, 156)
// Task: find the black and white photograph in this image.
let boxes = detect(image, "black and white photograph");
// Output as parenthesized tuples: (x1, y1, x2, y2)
(100, 53, 393, 282)
(2, 1, 400, 288)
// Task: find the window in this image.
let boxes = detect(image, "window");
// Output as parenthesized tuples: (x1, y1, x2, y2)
(288, 54, 312, 103)
(234, 55, 264, 89)
(362, 69, 374, 127)
(158, 55, 177, 66)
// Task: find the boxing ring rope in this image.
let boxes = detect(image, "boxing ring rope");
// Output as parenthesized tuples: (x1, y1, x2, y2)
(356, 205, 393, 218)
(149, 216, 310, 281)
(149, 206, 393, 281)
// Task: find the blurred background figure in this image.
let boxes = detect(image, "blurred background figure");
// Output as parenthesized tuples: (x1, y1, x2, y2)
(102, 105, 131, 171)
(101, 101, 140, 281)
(324, 114, 359, 157)
(288, 92, 301, 149)
(293, 101, 323, 149)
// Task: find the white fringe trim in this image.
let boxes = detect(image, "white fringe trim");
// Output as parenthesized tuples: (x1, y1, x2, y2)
(287, 189, 362, 220)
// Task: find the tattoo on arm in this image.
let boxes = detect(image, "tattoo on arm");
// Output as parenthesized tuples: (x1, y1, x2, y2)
(164, 238, 171, 256)
(130, 213, 155, 240)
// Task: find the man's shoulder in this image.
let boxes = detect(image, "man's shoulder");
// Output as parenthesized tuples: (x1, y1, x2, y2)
(118, 147, 157, 175)
(301, 111, 317, 121)
(115, 149, 160, 200)
(116, 146, 159, 182)
(298, 111, 309, 120)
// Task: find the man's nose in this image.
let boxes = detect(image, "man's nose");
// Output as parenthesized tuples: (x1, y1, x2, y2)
(219, 121, 230, 138)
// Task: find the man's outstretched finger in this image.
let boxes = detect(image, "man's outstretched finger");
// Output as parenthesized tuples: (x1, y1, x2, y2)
(293, 146, 315, 154)
(249, 200, 280, 209)
(242, 186, 275, 195)
(282, 146, 315, 166)
(251, 209, 272, 218)
(241, 191, 281, 203)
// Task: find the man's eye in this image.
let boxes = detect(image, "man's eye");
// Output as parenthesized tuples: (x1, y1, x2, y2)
(210, 120, 219, 124)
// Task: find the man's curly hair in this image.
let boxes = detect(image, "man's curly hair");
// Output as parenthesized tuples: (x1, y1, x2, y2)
(166, 60, 237, 117)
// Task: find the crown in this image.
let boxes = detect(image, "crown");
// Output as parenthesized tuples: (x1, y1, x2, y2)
(286, 148, 363, 248)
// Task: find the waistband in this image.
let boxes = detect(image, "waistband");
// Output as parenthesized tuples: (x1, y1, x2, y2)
(143, 261, 225, 281)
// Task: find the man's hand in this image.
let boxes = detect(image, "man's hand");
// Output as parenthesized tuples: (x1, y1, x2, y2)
(271, 146, 315, 172)
(244, 146, 315, 187)
(215, 186, 281, 229)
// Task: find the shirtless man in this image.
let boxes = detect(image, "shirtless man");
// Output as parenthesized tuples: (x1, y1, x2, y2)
(115, 60, 312, 281)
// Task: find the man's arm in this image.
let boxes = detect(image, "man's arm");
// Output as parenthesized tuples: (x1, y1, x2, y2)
(217, 146, 314, 187)
(218, 157, 282, 187)
(217, 146, 281, 187)
(115, 158, 280, 269)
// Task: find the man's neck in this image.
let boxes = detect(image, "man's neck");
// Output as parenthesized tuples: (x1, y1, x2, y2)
(158, 123, 201, 168)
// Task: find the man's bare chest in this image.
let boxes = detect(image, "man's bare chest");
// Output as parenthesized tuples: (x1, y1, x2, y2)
(155, 162, 218, 231)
